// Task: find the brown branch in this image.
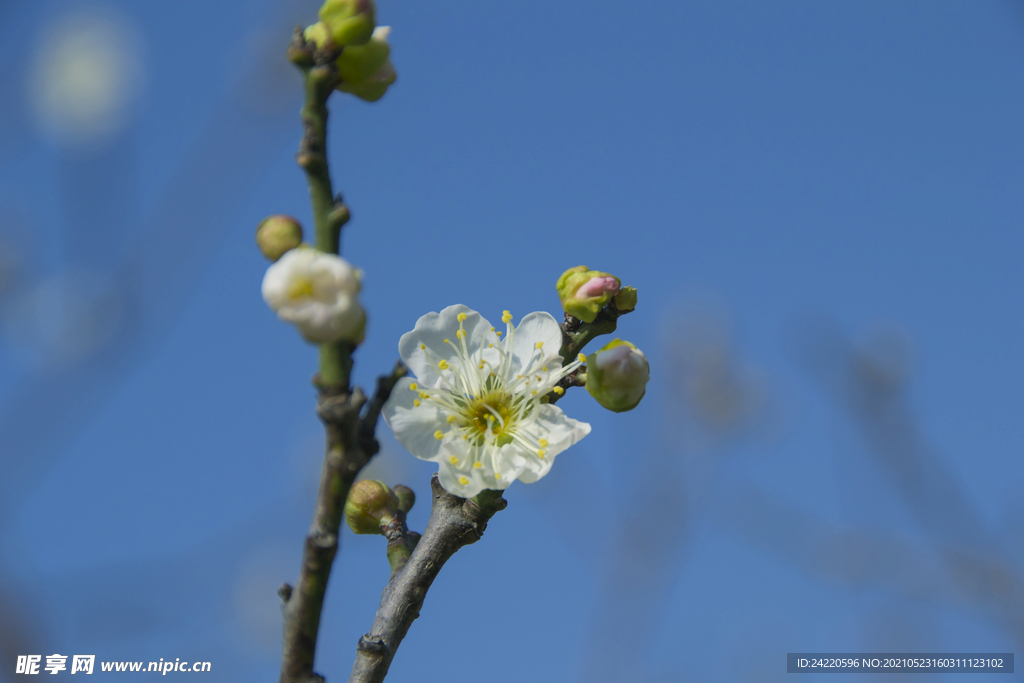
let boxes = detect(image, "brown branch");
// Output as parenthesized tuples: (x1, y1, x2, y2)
(279, 362, 406, 683)
(347, 475, 507, 683)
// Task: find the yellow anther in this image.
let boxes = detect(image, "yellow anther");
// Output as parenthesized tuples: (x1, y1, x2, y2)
(502, 311, 513, 323)
(444, 339, 449, 344)
(473, 462, 482, 468)
(494, 472, 501, 480)
(420, 343, 425, 350)
(449, 456, 460, 465)
(462, 434, 468, 440)
(535, 341, 543, 349)
(490, 327, 495, 332)
(409, 383, 418, 391)
(542, 366, 547, 372)
(489, 343, 494, 348)
(456, 329, 465, 339)
(537, 449, 546, 458)
(552, 386, 564, 395)
(438, 359, 449, 370)
(459, 476, 469, 486)
(539, 439, 548, 447)
(578, 353, 586, 362)
(434, 430, 444, 440)
(532, 390, 537, 396)
(413, 399, 421, 407)
(419, 391, 429, 399)
(478, 362, 485, 369)
(446, 415, 457, 424)
(457, 312, 467, 322)
(496, 331, 503, 337)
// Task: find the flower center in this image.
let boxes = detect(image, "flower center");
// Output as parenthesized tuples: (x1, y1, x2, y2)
(467, 389, 513, 437)
(286, 276, 315, 299)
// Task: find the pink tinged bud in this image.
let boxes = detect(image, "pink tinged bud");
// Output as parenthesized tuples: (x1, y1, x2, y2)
(585, 339, 650, 412)
(576, 276, 620, 299)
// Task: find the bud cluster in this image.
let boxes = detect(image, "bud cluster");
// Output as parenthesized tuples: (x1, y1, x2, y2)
(305, 0, 397, 102)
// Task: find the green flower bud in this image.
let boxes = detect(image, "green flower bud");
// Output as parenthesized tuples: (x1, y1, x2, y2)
(557, 265, 621, 323)
(303, 22, 332, 50)
(319, 0, 376, 47)
(614, 286, 637, 313)
(255, 215, 303, 261)
(585, 339, 650, 412)
(337, 26, 391, 84)
(344, 479, 399, 535)
(392, 484, 415, 513)
(336, 58, 395, 102)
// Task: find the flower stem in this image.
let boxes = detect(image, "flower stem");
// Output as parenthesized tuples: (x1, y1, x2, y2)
(348, 475, 506, 683)
(295, 43, 353, 390)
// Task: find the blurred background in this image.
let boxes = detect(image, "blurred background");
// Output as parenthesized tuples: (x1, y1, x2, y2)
(1, 0, 1023, 680)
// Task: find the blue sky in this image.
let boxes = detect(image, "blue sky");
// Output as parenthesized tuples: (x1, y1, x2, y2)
(1, 0, 1023, 681)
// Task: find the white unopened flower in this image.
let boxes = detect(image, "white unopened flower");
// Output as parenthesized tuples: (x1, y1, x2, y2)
(382, 305, 591, 498)
(261, 247, 363, 343)
(585, 339, 650, 412)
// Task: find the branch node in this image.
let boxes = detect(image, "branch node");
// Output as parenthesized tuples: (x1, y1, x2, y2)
(357, 634, 391, 656)
(278, 583, 293, 604)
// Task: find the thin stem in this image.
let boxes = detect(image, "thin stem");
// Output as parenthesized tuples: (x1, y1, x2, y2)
(279, 363, 406, 683)
(293, 31, 353, 391)
(348, 476, 507, 683)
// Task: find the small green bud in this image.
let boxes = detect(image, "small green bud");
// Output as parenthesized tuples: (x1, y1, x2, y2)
(557, 265, 621, 323)
(392, 484, 415, 513)
(337, 26, 391, 84)
(336, 58, 395, 102)
(303, 21, 332, 50)
(585, 339, 650, 412)
(256, 215, 303, 261)
(613, 286, 637, 313)
(344, 480, 399, 535)
(319, 0, 376, 47)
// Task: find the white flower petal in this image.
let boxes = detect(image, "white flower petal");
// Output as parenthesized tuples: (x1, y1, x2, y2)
(382, 377, 446, 462)
(514, 404, 590, 484)
(509, 311, 563, 375)
(398, 304, 494, 390)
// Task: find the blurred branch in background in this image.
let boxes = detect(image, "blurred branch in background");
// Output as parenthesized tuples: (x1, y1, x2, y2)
(577, 299, 773, 683)
(0, 0, 310, 678)
(798, 321, 1024, 648)
(712, 319, 1024, 656)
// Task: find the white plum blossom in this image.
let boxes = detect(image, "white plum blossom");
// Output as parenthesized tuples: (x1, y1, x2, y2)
(382, 305, 591, 498)
(261, 247, 364, 343)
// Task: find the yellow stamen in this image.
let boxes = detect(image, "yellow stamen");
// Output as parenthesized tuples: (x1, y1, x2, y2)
(285, 277, 315, 300)
(413, 399, 421, 406)
(494, 472, 501, 480)
(473, 462, 482, 468)
(552, 386, 564, 395)
(537, 449, 546, 458)
(434, 430, 444, 440)
(457, 312, 467, 322)
(446, 415, 457, 424)
(535, 341, 543, 349)
(539, 439, 548, 447)
(502, 311, 513, 323)
(456, 329, 465, 339)
(419, 391, 429, 399)
(578, 353, 586, 362)
(409, 383, 418, 391)
(438, 360, 449, 370)
(420, 343, 425, 350)
(459, 476, 469, 486)
(449, 456, 460, 464)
